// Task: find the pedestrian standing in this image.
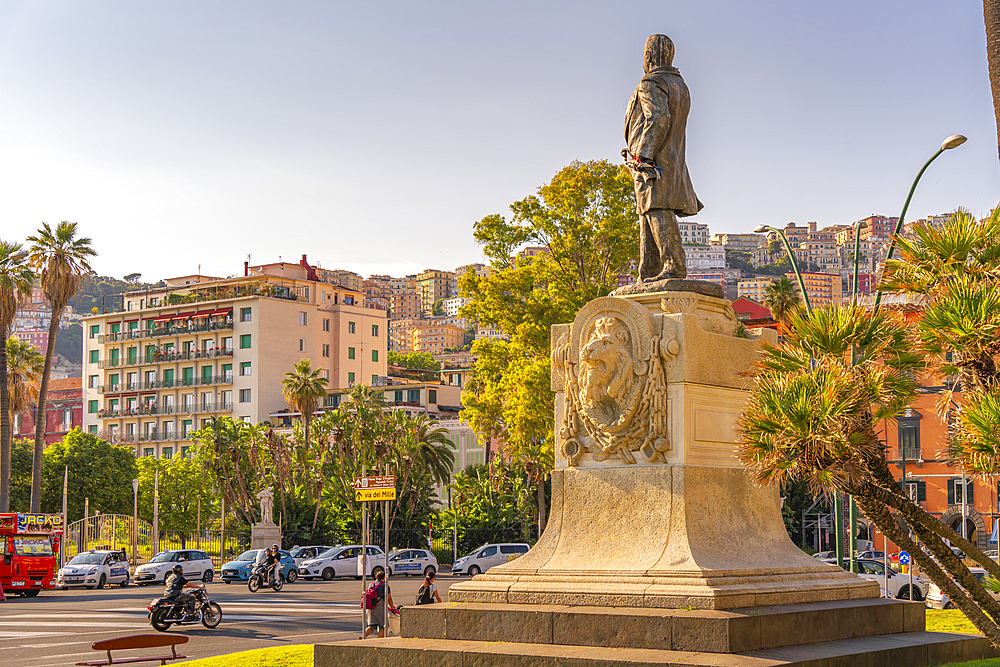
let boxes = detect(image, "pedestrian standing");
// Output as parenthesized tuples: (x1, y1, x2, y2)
(363, 570, 395, 639)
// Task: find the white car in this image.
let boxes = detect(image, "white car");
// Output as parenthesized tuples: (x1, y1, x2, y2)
(57, 550, 131, 590)
(452, 543, 530, 576)
(298, 545, 386, 581)
(388, 548, 438, 577)
(134, 549, 215, 586)
(288, 545, 333, 568)
(824, 558, 927, 601)
(926, 567, 1000, 609)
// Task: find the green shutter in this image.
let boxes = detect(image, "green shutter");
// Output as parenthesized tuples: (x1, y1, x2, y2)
(89, 350, 99, 364)
(90, 325, 99, 337)
(372, 350, 378, 362)
(183, 367, 194, 384)
(110, 349, 119, 364)
(967, 480, 974, 504)
(348, 347, 355, 360)
(202, 365, 212, 382)
(240, 334, 251, 349)
(88, 400, 98, 413)
(110, 323, 120, 334)
(948, 479, 955, 505)
(917, 481, 926, 502)
(109, 373, 119, 386)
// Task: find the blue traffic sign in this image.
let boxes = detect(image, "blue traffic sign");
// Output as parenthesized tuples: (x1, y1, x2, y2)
(898, 551, 911, 565)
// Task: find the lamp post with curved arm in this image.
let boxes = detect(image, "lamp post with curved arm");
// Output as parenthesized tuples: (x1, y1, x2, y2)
(872, 134, 967, 310)
(753, 225, 812, 316)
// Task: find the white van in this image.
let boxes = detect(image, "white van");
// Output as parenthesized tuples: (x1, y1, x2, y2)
(452, 543, 529, 576)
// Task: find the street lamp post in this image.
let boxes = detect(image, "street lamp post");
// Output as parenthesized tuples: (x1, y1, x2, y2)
(753, 225, 812, 316)
(873, 134, 967, 310)
(131, 479, 139, 566)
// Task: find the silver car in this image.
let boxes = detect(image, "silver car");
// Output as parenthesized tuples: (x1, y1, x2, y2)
(452, 543, 529, 576)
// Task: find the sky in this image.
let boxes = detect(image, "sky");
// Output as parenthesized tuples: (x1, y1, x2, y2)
(1, 1, 997, 281)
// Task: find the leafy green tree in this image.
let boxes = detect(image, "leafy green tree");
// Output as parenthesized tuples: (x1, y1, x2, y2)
(443, 461, 537, 555)
(432, 299, 445, 316)
(460, 160, 637, 487)
(192, 417, 271, 526)
(0, 240, 34, 512)
(27, 221, 96, 511)
(32, 429, 136, 519)
(387, 351, 441, 372)
(136, 455, 213, 544)
(54, 322, 82, 365)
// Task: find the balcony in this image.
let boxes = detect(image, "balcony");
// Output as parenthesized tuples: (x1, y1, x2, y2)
(97, 319, 234, 344)
(97, 347, 234, 369)
(98, 405, 175, 418)
(98, 374, 234, 394)
(898, 447, 921, 461)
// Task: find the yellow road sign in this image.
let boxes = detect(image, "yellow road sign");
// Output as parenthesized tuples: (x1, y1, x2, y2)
(355, 487, 397, 502)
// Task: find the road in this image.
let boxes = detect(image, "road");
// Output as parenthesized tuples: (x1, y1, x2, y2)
(1, 573, 459, 666)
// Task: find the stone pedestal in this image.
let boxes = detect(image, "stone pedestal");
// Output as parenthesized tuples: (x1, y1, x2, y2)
(448, 290, 877, 609)
(314, 289, 995, 666)
(250, 522, 281, 549)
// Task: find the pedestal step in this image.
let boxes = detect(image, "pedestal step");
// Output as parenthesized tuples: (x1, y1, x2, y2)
(401, 599, 923, 653)
(315, 632, 998, 667)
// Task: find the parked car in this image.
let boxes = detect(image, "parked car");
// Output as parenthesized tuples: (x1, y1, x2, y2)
(134, 549, 215, 586)
(298, 545, 387, 581)
(57, 550, 131, 590)
(220, 549, 297, 584)
(926, 567, 999, 609)
(288, 545, 333, 568)
(812, 551, 834, 559)
(387, 549, 438, 577)
(858, 550, 886, 560)
(824, 558, 927, 601)
(452, 543, 530, 576)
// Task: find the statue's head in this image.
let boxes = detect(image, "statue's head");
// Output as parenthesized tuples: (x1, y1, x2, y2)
(643, 34, 675, 73)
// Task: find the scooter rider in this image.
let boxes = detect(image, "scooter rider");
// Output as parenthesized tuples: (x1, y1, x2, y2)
(164, 563, 203, 620)
(264, 545, 281, 586)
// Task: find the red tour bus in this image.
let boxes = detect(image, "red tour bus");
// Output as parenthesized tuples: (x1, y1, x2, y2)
(0, 513, 64, 597)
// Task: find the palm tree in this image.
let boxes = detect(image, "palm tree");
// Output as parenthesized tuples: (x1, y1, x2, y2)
(985, 0, 1000, 165)
(739, 302, 1000, 644)
(26, 221, 95, 512)
(513, 438, 553, 534)
(762, 276, 800, 324)
(6, 338, 44, 425)
(0, 242, 34, 512)
(281, 359, 329, 533)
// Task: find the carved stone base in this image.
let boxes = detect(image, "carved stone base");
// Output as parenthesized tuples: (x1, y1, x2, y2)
(251, 522, 281, 550)
(447, 465, 878, 609)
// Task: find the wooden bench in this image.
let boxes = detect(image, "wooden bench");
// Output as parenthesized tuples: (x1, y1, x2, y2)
(74, 634, 188, 666)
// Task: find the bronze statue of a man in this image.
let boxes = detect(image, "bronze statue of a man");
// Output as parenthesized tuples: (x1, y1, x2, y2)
(624, 34, 702, 283)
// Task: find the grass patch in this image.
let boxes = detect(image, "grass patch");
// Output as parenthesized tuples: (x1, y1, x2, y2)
(179, 644, 312, 666)
(937, 662, 1000, 667)
(927, 609, 980, 635)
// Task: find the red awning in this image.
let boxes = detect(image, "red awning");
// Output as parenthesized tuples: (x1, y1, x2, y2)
(172, 312, 195, 322)
(124, 318, 139, 322)
(210, 308, 232, 317)
(153, 315, 172, 323)
(192, 310, 213, 319)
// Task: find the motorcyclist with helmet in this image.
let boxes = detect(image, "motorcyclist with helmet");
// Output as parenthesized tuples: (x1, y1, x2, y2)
(164, 563, 204, 620)
(263, 545, 281, 586)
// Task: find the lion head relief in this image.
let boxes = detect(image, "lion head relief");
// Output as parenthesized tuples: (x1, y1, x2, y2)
(578, 317, 639, 429)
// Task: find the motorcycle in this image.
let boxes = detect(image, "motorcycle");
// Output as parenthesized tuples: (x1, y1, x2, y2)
(247, 562, 283, 593)
(147, 586, 223, 632)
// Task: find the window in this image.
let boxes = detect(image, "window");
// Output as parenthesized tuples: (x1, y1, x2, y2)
(898, 419, 920, 460)
(89, 350, 99, 364)
(348, 321, 356, 334)
(949, 478, 974, 505)
(429, 389, 437, 404)
(89, 375, 99, 389)
(372, 324, 379, 337)
(372, 374, 378, 385)
(372, 350, 378, 362)
(89, 425, 98, 434)
(181, 446, 190, 458)
(90, 325, 99, 338)
(144, 448, 154, 457)
(299, 339, 305, 352)
(322, 344, 329, 357)
(323, 318, 330, 332)
(394, 390, 403, 402)
(62, 409, 72, 430)
(299, 312, 307, 326)
(903, 480, 927, 502)
(407, 389, 420, 403)
(239, 389, 251, 403)
(88, 400, 98, 414)
(240, 307, 252, 322)
(348, 372, 355, 384)
(163, 447, 173, 458)
(181, 420, 193, 438)
(110, 323, 120, 334)
(240, 362, 251, 376)
(222, 336, 232, 350)
(240, 334, 251, 349)
(348, 347, 355, 360)
(323, 369, 329, 379)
